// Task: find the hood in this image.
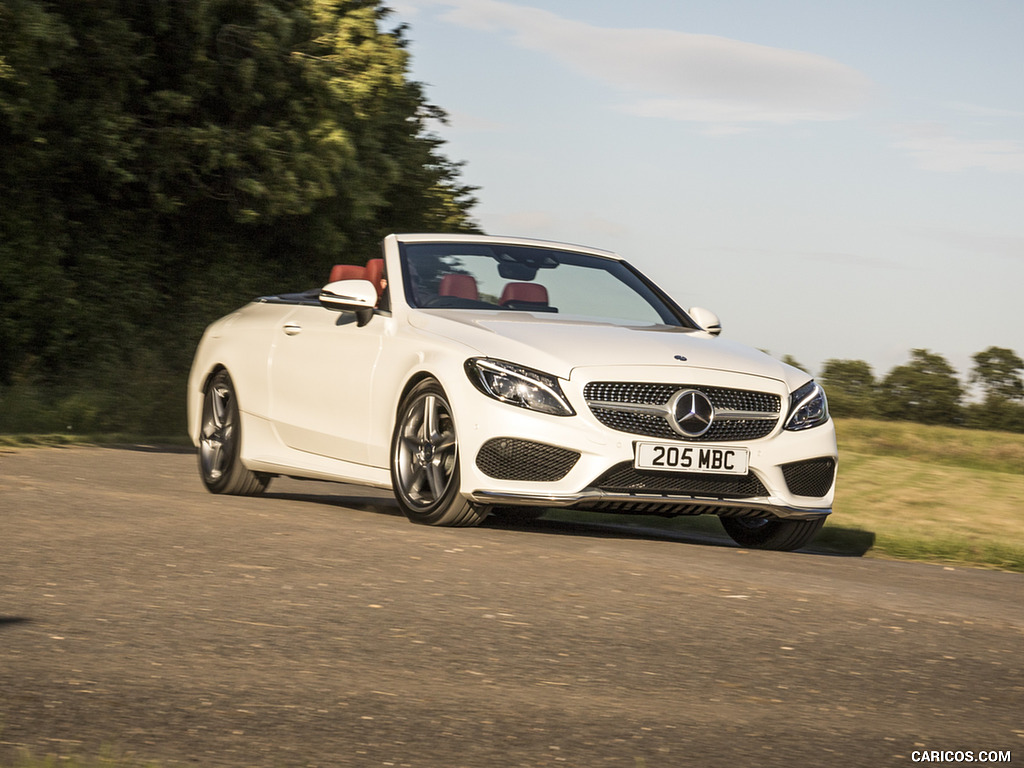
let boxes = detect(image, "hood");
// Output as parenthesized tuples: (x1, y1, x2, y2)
(408, 310, 803, 386)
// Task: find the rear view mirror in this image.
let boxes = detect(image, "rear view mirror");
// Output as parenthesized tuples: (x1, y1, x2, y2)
(688, 306, 722, 336)
(320, 279, 377, 326)
(498, 262, 538, 281)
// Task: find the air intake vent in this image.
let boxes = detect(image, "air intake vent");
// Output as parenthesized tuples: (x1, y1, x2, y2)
(476, 439, 580, 482)
(592, 462, 768, 498)
(781, 457, 836, 497)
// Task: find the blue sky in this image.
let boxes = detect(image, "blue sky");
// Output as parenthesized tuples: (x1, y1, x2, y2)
(389, 0, 1024, 382)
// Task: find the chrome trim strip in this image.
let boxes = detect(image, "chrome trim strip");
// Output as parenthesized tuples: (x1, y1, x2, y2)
(714, 409, 780, 421)
(587, 400, 666, 415)
(587, 400, 778, 421)
(468, 490, 831, 520)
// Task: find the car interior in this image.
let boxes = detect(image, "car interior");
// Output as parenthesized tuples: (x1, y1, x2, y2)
(433, 273, 558, 312)
(328, 258, 386, 299)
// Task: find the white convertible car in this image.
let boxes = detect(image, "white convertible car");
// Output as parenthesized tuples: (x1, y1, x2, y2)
(188, 233, 837, 551)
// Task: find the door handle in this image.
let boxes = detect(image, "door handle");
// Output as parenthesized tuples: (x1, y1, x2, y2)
(283, 322, 302, 336)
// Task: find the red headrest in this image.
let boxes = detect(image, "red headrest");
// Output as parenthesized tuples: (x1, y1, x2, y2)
(329, 264, 366, 283)
(438, 274, 480, 300)
(500, 282, 548, 306)
(364, 258, 385, 296)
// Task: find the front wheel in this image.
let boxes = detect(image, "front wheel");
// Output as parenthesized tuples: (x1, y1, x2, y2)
(720, 516, 825, 551)
(390, 379, 485, 527)
(198, 369, 270, 496)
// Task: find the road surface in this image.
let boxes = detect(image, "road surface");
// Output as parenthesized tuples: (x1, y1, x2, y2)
(1, 446, 1021, 767)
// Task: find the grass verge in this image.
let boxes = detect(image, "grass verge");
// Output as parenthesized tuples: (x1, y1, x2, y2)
(549, 419, 1024, 572)
(827, 420, 1024, 571)
(1, 420, 1021, 571)
(0, 433, 191, 450)
(834, 417, 1024, 475)
(2, 748, 160, 768)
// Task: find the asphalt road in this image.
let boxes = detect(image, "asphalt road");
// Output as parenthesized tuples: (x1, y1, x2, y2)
(1, 446, 1021, 768)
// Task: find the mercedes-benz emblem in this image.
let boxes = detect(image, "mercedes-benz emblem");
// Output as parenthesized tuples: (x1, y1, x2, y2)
(668, 389, 714, 437)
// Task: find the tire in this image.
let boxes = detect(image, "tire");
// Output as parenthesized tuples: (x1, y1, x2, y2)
(720, 516, 825, 552)
(198, 369, 271, 496)
(390, 379, 485, 527)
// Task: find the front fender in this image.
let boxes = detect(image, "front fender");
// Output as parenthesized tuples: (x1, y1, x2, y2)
(364, 321, 481, 468)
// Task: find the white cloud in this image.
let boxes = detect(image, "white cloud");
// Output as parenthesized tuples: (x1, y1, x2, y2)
(922, 228, 1024, 260)
(414, 0, 874, 130)
(894, 123, 1024, 174)
(943, 102, 1024, 120)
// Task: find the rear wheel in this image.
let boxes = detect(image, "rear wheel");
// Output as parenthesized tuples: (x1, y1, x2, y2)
(198, 369, 270, 496)
(720, 516, 825, 551)
(391, 379, 486, 527)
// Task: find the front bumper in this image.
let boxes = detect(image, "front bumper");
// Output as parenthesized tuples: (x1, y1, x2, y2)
(454, 364, 837, 522)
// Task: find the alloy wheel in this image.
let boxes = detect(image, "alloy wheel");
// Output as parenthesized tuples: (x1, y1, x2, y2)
(395, 391, 458, 508)
(200, 376, 235, 483)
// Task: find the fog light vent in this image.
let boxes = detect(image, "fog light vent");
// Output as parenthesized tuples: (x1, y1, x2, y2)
(781, 457, 836, 497)
(476, 439, 580, 482)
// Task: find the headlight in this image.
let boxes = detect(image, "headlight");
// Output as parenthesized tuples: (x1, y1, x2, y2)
(465, 358, 575, 417)
(785, 380, 830, 431)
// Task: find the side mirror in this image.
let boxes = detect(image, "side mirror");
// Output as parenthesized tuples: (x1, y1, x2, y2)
(688, 306, 722, 336)
(320, 279, 377, 326)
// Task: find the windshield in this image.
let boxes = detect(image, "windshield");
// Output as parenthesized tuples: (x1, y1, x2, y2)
(399, 242, 689, 327)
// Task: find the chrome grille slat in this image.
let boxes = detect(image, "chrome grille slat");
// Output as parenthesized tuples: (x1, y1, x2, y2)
(587, 400, 778, 421)
(584, 381, 781, 442)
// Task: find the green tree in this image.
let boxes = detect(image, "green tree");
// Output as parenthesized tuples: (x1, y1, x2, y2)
(970, 347, 1024, 402)
(819, 359, 876, 418)
(966, 346, 1024, 432)
(876, 349, 964, 426)
(0, 0, 478, 432)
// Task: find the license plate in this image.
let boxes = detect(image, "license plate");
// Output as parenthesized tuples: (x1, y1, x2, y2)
(634, 442, 749, 475)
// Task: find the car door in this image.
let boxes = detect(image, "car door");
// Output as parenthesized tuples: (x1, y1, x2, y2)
(268, 303, 384, 465)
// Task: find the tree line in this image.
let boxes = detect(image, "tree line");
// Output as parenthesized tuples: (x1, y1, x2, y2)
(1, 0, 478, 433)
(2, 3, 1021, 438)
(810, 347, 1024, 433)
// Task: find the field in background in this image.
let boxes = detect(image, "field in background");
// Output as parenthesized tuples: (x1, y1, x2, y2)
(3, 419, 1022, 571)
(828, 419, 1024, 570)
(549, 419, 1024, 572)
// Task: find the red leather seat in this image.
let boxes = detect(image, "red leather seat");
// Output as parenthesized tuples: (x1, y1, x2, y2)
(364, 258, 385, 297)
(438, 274, 480, 300)
(500, 282, 548, 306)
(329, 264, 366, 283)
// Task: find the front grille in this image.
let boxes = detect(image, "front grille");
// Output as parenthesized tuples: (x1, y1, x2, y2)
(781, 457, 836, 497)
(476, 438, 580, 482)
(592, 462, 768, 498)
(583, 382, 781, 442)
(589, 408, 680, 440)
(585, 382, 780, 412)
